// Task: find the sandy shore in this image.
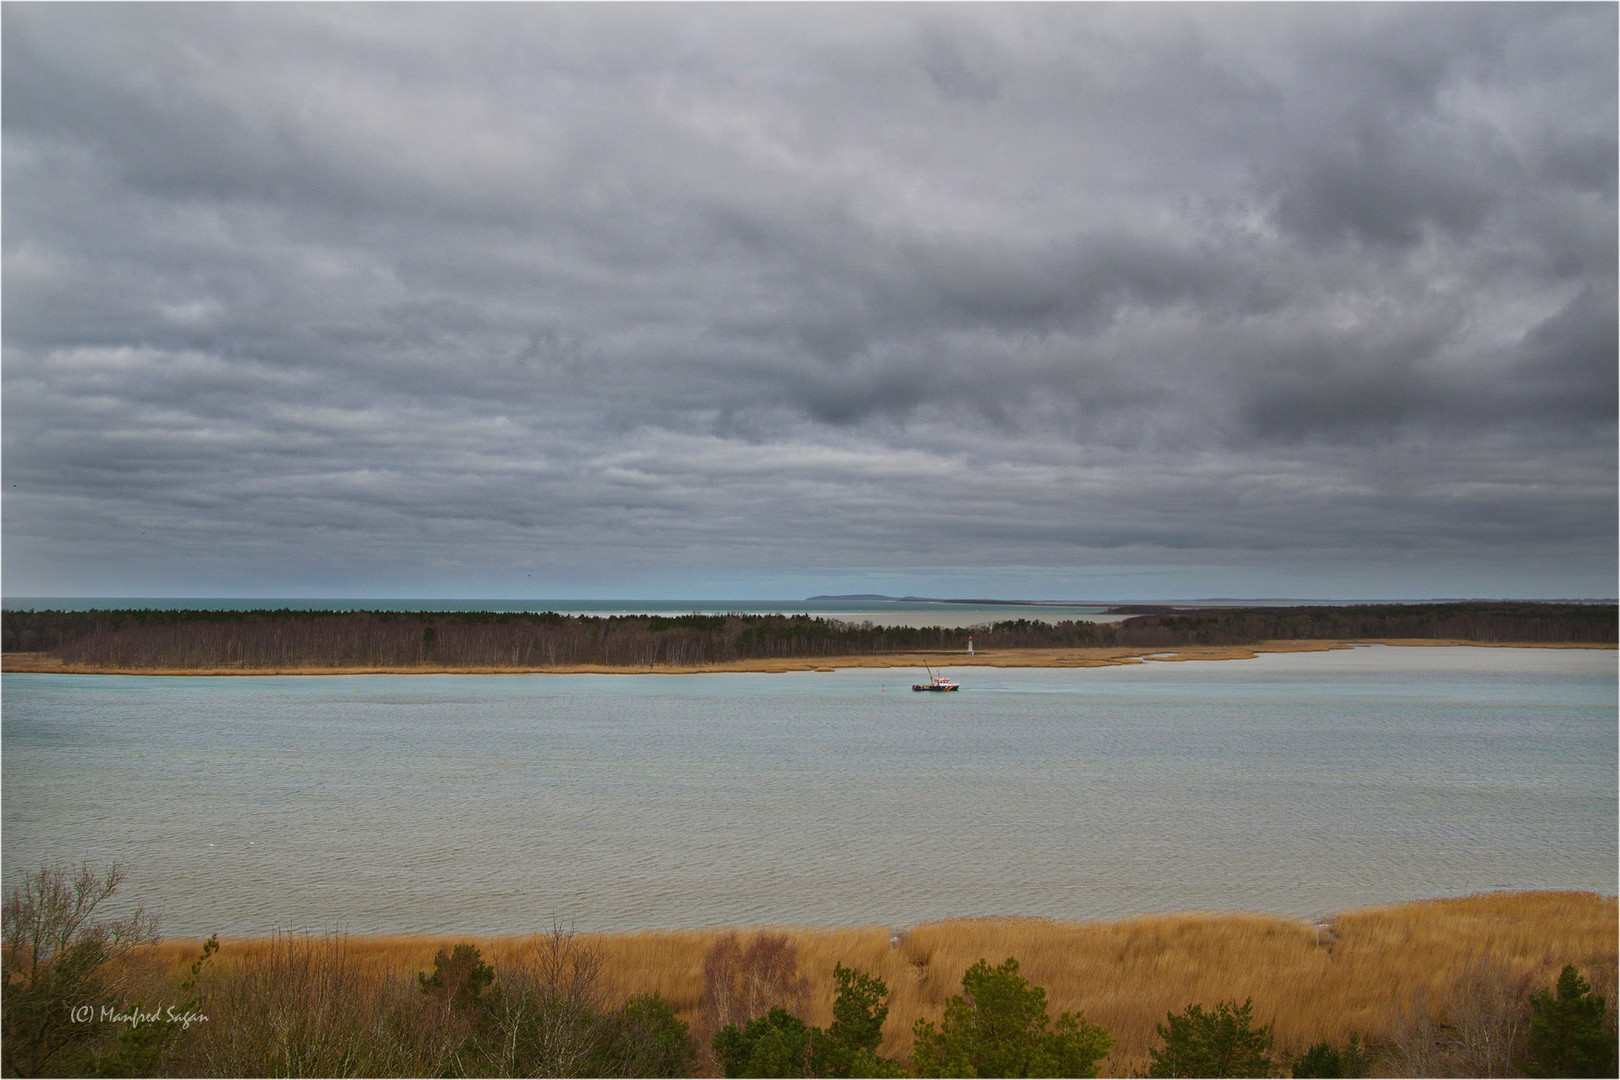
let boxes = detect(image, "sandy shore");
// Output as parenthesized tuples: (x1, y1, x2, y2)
(1, 638, 1609, 676)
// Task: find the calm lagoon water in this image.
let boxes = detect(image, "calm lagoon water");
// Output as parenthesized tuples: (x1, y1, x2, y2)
(3, 646, 1614, 935)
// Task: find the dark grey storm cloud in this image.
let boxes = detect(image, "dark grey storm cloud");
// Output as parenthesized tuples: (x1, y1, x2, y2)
(3, 3, 1614, 599)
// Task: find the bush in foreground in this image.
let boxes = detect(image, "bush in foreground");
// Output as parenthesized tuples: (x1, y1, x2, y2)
(1, 863, 160, 1078)
(711, 964, 902, 1078)
(712, 1007, 812, 1077)
(1291, 1035, 1371, 1078)
(1518, 964, 1618, 1078)
(910, 957, 1112, 1078)
(1147, 998, 1273, 1078)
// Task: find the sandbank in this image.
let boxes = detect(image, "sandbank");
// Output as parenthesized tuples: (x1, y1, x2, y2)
(1, 638, 1609, 676)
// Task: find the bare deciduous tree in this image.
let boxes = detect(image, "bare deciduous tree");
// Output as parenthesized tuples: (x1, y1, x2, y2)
(700, 931, 809, 1033)
(1383, 954, 1538, 1078)
(1, 861, 159, 1077)
(1385, 985, 1444, 1079)
(472, 924, 612, 1078)
(1443, 953, 1534, 1077)
(195, 932, 406, 1077)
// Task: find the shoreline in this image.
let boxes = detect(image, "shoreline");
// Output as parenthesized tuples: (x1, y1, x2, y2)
(1, 638, 1610, 676)
(147, 887, 1616, 955)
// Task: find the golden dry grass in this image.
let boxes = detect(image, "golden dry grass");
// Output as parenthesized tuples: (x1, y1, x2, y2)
(154, 890, 1616, 1076)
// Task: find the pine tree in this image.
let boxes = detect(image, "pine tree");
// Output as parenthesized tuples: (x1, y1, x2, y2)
(712, 1007, 811, 1078)
(711, 965, 903, 1078)
(910, 957, 1112, 1077)
(1147, 999, 1274, 1078)
(1292, 1035, 1371, 1078)
(417, 942, 494, 1012)
(1519, 965, 1618, 1078)
(810, 964, 905, 1078)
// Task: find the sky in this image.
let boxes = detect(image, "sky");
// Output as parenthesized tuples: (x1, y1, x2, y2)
(3, 3, 1615, 602)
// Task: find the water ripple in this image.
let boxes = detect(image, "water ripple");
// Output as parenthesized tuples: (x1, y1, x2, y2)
(2, 648, 1614, 934)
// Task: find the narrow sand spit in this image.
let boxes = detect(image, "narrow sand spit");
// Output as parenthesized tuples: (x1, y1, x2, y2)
(0, 638, 1607, 676)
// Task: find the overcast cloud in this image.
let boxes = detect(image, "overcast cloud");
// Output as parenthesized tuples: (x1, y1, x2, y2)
(3, 3, 1614, 600)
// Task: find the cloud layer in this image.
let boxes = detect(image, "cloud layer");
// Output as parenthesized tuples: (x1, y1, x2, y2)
(4, 4, 1614, 599)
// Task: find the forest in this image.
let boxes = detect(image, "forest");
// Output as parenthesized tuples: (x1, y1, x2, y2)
(1, 602, 1612, 670)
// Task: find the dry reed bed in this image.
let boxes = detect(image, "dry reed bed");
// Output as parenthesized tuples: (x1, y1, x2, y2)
(154, 890, 1616, 1076)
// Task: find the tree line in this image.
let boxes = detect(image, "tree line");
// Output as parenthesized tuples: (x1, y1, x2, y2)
(1, 602, 1612, 670)
(1105, 602, 1617, 648)
(4, 863, 1615, 1078)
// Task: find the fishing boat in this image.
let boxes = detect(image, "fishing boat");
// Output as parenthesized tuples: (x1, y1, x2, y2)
(912, 665, 959, 691)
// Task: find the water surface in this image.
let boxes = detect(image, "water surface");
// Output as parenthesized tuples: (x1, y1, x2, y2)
(3, 646, 1613, 934)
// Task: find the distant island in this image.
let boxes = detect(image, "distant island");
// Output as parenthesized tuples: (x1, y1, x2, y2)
(2, 601, 1612, 675)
